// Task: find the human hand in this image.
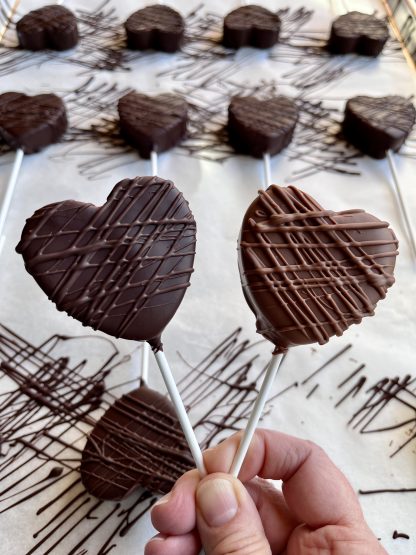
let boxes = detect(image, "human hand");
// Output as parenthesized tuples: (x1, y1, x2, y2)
(145, 429, 387, 555)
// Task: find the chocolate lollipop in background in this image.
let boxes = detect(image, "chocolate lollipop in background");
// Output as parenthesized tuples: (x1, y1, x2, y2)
(327, 11, 389, 57)
(80, 379, 193, 500)
(16, 4, 79, 51)
(118, 90, 188, 383)
(342, 94, 416, 264)
(16, 175, 205, 475)
(227, 94, 299, 191)
(230, 183, 398, 476)
(124, 4, 184, 53)
(223, 4, 281, 49)
(0, 92, 67, 254)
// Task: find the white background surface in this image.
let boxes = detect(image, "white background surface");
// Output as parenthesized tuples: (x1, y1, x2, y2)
(0, 0, 415, 553)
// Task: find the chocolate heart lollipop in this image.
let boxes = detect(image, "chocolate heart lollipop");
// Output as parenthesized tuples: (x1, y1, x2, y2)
(16, 5, 79, 51)
(81, 385, 193, 499)
(124, 5, 184, 53)
(230, 184, 398, 477)
(238, 185, 398, 353)
(118, 92, 188, 159)
(228, 96, 299, 158)
(328, 12, 389, 57)
(223, 5, 281, 49)
(0, 92, 67, 154)
(16, 176, 196, 351)
(342, 95, 416, 160)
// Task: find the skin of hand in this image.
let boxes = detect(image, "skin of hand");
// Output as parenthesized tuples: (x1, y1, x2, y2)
(145, 429, 388, 555)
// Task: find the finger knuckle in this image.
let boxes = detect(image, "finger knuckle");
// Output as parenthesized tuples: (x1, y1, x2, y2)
(211, 530, 271, 555)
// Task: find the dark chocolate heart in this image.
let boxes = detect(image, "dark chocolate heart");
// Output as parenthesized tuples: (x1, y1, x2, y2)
(0, 92, 67, 154)
(238, 185, 398, 354)
(81, 385, 193, 499)
(342, 95, 416, 159)
(228, 95, 299, 158)
(16, 5, 79, 51)
(124, 5, 184, 53)
(118, 92, 188, 159)
(328, 11, 389, 56)
(223, 5, 281, 49)
(16, 176, 196, 350)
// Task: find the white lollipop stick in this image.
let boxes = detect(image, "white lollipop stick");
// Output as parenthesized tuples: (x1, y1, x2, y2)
(140, 150, 159, 384)
(154, 349, 206, 475)
(230, 353, 284, 477)
(0, 148, 24, 255)
(263, 152, 271, 190)
(386, 150, 416, 264)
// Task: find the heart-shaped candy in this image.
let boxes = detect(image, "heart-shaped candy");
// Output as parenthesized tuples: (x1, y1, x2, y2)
(328, 12, 389, 56)
(118, 92, 188, 159)
(81, 385, 193, 499)
(228, 96, 299, 158)
(16, 176, 196, 351)
(0, 92, 67, 154)
(16, 5, 79, 51)
(342, 95, 416, 159)
(238, 185, 398, 354)
(124, 4, 184, 53)
(223, 5, 281, 49)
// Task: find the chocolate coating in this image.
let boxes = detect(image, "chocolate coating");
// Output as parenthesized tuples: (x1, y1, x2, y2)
(342, 95, 416, 159)
(328, 12, 389, 56)
(16, 5, 79, 51)
(228, 95, 299, 158)
(118, 92, 187, 159)
(0, 92, 67, 154)
(124, 5, 184, 53)
(223, 5, 281, 49)
(16, 176, 196, 351)
(81, 385, 193, 499)
(238, 185, 398, 354)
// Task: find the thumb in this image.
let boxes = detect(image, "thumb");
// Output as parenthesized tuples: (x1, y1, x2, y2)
(196, 473, 271, 555)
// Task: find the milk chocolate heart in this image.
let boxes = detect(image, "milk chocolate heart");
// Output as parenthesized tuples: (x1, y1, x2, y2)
(16, 5, 79, 51)
(328, 11, 389, 56)
(238, 185, 398, 354)
(342, 95, 416, 159)
(223, 5, 281, 49)
(228, 96, 299, 158)
(118, 92, 188, 159)
(81, 385, 193, 499)
(0, 92, 67, 154)
(124, 4, 184, 53)
(16, 176, 196, 351)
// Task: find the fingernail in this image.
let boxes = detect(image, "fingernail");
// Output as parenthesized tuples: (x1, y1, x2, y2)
(197, 478, 238, 527)
(154, 492, 171, 507)
(148, 534, 166, 542)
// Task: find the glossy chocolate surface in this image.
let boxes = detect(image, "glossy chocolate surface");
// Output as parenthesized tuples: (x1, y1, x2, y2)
(125, 5, 184, 53)
(238, 185, 398, 353)
(328, 11, 388, 56)
(17, 176, 196, 351)
(223, 5, 281, 49)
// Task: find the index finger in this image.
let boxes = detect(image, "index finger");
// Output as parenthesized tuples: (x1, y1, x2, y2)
(203, 429, 363, 529)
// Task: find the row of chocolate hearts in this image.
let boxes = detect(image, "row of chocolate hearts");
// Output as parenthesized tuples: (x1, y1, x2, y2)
(1, 91, 414, 160)
(16, 4, 389, 57)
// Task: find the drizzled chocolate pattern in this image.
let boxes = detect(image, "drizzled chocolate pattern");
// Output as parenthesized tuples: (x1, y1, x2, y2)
(16, 5, 79, 51)
(328, 12, 389, 56)
(0, 92, 67, 154)
(223, 5, 281, 49)
(228, 95, 299, 158)
(124, 4, 184, 52)
(118, 92, 188, 159)
(238, 185, 398, 354)
(81, 385, 193, 499)
(16, 176, 196, 350)
(342, 95, 416, 159)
